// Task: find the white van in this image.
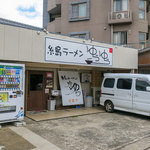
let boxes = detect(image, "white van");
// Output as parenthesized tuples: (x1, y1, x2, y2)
(100, 73, 150, 116)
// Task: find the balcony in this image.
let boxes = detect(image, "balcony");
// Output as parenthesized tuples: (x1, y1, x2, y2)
(47, 17, 61, 33)
(117, 42, 149, 50)
(108, 11, 132, 25)
(47, 0, 61, 11)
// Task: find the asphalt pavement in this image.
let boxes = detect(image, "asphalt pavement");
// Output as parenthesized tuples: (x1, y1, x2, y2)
(1, 109, 150, 150)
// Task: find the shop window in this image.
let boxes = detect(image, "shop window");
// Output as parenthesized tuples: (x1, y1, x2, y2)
(117, 78, 132, 90)
(104, 78, 115, 88)
(136, 79, 150, 92)
(81, 73, 91, 82)
(139, 0, 146, 19)
(113, 31, 127, 45)
(114, 0, 128, 12)
(30, 74, 43, 91)
(139, 32, 146, 49)
(69, 0, 90, 22)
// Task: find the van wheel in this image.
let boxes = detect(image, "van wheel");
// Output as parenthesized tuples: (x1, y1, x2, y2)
(105, 101, 114, 113)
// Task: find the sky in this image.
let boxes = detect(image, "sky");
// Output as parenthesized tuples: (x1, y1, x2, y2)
(0, 0, 43, 27)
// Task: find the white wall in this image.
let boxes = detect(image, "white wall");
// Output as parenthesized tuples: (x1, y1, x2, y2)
(0, 23, 138, 69)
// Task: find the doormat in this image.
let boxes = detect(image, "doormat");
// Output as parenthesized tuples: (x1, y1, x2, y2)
(26, 107, 105, 121)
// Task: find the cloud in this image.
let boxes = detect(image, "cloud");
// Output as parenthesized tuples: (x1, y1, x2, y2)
(0, 0, 43, 27)
(17, 6, 39, 18)
(18, 6, 36, 13)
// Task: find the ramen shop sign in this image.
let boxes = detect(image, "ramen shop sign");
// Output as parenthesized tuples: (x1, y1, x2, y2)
(45, 37, 113, 66)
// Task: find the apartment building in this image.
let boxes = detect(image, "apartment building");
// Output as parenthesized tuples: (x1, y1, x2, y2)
(43, 0, 150, 49)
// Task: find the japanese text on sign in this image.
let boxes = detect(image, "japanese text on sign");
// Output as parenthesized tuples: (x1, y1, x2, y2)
(45, 37, 113, 66)
(58, 71, 83, 106)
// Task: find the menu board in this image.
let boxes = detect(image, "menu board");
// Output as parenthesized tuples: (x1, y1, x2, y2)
(46, 72, 53, 89)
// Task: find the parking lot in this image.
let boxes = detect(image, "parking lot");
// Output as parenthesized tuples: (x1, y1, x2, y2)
(24, 109, 150, 150)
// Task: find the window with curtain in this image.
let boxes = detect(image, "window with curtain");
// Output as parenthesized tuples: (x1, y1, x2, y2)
(139, 32, 146, 49)
(114, 0, 128, 12)
(72, 5, 79, 18)
(139, 0, 146, 19)
(72, 3, 87, 18)
(69, 0, 90, 22)
(113, 32, 127, 45)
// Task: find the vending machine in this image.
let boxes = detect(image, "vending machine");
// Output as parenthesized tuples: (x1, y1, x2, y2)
(0, 63, 25, 124)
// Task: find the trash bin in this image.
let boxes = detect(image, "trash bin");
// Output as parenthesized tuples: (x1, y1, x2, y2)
(47, 100, 56, 110)
(85, 96, 93, 108)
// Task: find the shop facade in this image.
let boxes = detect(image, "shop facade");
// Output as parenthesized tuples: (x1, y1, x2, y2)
(0, 22, 138, 113)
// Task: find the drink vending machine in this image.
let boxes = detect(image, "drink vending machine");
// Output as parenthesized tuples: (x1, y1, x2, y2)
(0, 63, 25, 123)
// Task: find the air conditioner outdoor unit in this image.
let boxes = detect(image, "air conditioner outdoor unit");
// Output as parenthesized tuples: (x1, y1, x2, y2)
(116, 13, 124, 19)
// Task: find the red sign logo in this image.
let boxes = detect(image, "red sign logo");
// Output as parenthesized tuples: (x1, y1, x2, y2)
(109, 48, 113, 53)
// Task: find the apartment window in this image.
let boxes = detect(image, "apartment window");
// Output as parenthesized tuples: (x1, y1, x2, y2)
(114, 0, 127, 12)
(72, 3, 87, 18)
(71, 34, 86, 39)
(69, 0, 90, 22)
(139, 0, 146, 19)
(113, 31, 127, 45)
(139, 32, 146, 49)
(69, 31, 90, 40)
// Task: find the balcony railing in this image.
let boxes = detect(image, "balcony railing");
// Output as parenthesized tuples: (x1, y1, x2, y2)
(114, 42, 150, 50)
(108, 11, 132, 24)
(47, 17, 61, 33)
(47, 0, 61, 11)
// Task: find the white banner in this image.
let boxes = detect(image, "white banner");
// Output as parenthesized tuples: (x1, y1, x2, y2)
(45, 37, 113, 66)
(58, 71, 83, 106)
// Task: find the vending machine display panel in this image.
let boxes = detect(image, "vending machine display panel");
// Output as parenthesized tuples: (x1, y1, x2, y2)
(0, 63, 25, 124)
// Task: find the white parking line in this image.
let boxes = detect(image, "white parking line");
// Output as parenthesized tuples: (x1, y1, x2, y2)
(0, 146, 5, 150)
(9, 127, 62, 150)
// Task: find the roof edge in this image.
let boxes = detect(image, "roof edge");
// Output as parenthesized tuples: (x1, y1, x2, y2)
(0, 17, 42, 31)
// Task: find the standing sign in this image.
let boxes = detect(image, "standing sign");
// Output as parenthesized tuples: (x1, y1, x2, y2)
(58, 71, 83, 106)
(45, 37, 113, 66)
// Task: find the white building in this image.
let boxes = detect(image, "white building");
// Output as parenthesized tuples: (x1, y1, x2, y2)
(0, 18, 138, 112)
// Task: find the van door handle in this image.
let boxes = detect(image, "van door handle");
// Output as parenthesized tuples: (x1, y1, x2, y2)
(128, 93, 132, 96)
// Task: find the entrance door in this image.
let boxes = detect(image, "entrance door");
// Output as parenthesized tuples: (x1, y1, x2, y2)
(27, 71, 47, 111)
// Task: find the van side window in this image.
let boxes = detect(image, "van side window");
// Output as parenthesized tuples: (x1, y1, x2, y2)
(104, 78, 115, 88)
(117, 78, 132, 90)
(136, 79, 150, 91)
